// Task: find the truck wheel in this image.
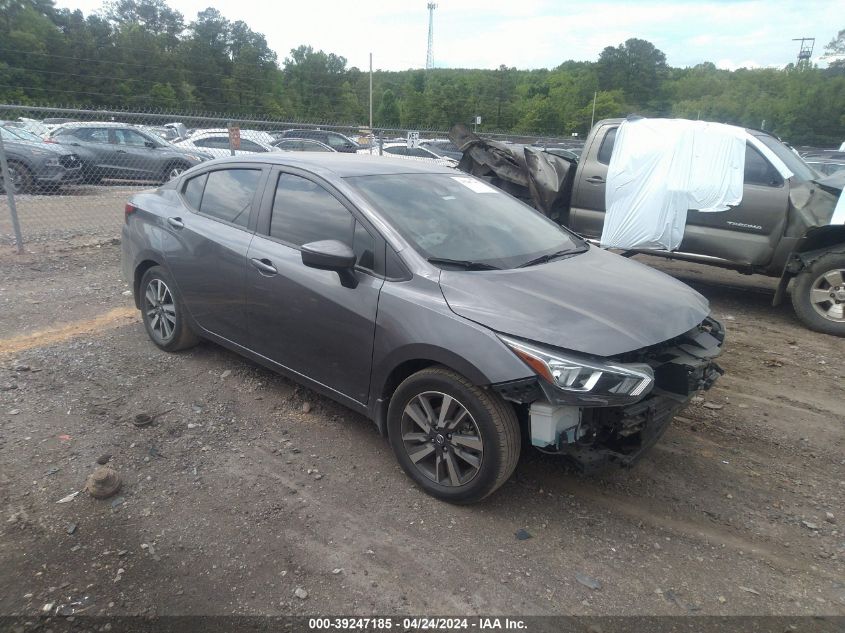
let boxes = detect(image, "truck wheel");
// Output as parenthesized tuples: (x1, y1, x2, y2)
(791, 253, 845, 336)
(387, 366, 520, 504)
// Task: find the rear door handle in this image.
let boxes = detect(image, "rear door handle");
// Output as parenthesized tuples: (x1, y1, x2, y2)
(250, 257, 277, 276)
(586, 176, 605, 184)
(167, 217, 184, 229)
(115, 149, 127, 154)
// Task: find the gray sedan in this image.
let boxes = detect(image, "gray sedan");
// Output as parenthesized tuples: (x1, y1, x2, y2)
(0, 126, 83, 193)
(50, 122, 210, 184)
(121, 154, 724, 503)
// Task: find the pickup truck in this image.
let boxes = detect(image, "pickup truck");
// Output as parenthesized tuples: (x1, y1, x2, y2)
(452, 119, 845, 336)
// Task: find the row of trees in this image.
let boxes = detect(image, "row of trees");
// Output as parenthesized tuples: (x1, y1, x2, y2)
(1, 0, 844, 145)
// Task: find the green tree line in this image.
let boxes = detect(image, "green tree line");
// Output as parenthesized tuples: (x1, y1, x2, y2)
(1, 0, 843, 145)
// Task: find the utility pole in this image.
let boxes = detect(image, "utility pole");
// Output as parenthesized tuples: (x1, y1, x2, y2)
(369, 52, 373, 130)
(590, 91, 597, 130)
(0, 133, 24, 254)
(426, 3, 437, 70)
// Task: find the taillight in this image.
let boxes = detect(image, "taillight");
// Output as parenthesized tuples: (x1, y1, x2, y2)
(124, 203, 138, 223)
(43, 138, 57, 144)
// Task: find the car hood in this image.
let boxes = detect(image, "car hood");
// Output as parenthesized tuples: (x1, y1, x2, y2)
(5, 138, 71, 155)
(438, 246, 711, 357)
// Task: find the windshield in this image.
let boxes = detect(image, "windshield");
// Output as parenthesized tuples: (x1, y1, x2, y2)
(755, 134, 819, 182)
(2, 126, 43, 142)
(347, 173, 584, 270)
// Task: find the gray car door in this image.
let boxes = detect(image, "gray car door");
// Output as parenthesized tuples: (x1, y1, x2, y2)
(678, 144, 790, 265)
(163, 165, 267, 345)
(109, 128, 161, 180)
(245, 168, 384, 404)
(568, 123, 616, 237)
(60, 127, 116, 174)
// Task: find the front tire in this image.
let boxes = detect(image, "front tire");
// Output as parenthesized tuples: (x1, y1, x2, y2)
(2, 161, 34, 194)
(387, 366, 520, 503)
(139, 266, 199, 351)
(162, 162, 188, 183)
(791, 253, 845, 336)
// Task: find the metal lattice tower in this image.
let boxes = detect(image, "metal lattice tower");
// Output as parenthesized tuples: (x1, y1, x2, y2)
(792, 37, 815, 69)
(426, 3, 437, 70)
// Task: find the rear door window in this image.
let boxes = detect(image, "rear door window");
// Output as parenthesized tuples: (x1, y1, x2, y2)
(75, 128, 111, 143)
(198, 169, 262, 228)
(194, 136, 230, 149)
(597, 127, 618, 164)
(239, 139, 267, 153)
(114, 129, 149, 146)
(182, 173, 208, 210)
(325, 134, 349, 149)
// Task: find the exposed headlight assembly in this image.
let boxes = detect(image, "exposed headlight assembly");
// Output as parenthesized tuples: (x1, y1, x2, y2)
(499, 334, 654, 406)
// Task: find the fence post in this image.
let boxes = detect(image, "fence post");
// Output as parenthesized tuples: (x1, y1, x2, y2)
(0, 133, 25, 254)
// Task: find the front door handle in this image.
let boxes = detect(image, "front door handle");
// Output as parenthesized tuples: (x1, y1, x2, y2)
(115, 149, 127, 154)
(167, 217, 184, 229)
(250, 257, 277, 276)
(586, 176, 605, 184)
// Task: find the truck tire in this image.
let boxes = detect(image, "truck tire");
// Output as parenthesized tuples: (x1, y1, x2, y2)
(387, 366, 521, 504)
(791, 252, 845, 336)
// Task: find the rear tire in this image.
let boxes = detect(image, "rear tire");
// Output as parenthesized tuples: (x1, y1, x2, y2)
(387, 366, 520, 503)
(791, 252, 845, 336)
(139, 266, 199, 351)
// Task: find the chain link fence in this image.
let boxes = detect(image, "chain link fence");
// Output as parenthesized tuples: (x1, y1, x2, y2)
(0, 104, 580, 250)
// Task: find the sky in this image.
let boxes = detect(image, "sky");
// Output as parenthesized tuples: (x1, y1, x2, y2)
(53, 0, 842, 72)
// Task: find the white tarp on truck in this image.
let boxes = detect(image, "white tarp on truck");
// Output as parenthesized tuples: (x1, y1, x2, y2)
(601, 118, 791, 251)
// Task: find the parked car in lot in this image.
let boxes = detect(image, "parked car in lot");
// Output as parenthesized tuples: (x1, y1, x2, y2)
(358, 143, 458, 167)
(420, 140, 463, 161)
(272, 138, 336, 152)
(273, 129, 360, 153)
(0, 126, 83, 193)
(175, 130, 280, 158)
(122, 154, 724, 503)
(805, 158, 845, 177)
(49, 122, 210, 183)
(454, 119, 845, 336)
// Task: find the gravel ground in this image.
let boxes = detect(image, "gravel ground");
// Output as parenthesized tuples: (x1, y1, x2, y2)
(0, 240, 843, 620)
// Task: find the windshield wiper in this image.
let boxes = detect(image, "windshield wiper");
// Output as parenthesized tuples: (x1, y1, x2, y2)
(427, 257, 501, 271)
(518, 245, 588, 268)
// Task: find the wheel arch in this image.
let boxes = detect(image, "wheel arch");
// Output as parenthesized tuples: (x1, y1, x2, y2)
(772, 227, 845, 306)
(133, 258, 163, 309)
(370, 347, 495, 438)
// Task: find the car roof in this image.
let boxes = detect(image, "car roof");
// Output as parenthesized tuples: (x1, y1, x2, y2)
(199, 153, 456, 177)
(56, 121, 141, 128)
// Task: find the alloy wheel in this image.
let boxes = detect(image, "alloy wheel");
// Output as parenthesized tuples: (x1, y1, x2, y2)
(809, 268, 845, 322)
(6, 164, 23, 194)
(400, 391, 484, 487)
(168, 165, 186, 180)
(144, 278, 177, 341)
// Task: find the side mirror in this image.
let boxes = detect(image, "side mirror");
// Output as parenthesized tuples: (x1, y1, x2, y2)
(144, 141, 157, 149)
(301, 240, 357, 288)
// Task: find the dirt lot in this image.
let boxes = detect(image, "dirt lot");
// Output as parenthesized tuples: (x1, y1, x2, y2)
(0, 239, 843, 621)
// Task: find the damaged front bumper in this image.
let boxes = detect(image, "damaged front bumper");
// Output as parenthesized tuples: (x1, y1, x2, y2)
(494, 317, 725, 470)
